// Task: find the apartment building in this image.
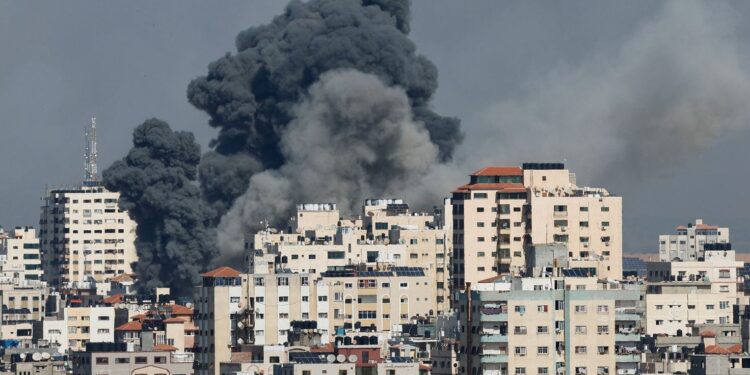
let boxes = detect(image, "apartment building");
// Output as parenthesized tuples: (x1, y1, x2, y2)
(64, 306, 117, 351)
(39, 184, 137, 289)
(0, 279, 46, 344)
(658, 219, 729, 261)
(250, 200, 451, 314)
(450, 163, 622, 298)
(71, 342, 193, 375)
(460, 275, 642, 375)
(646, 245, 741, 335)
(317, 265, 437, 341)
(1, 226, 43, 281)
(248, 270, 315, 346)
(194, 266, 248, 375)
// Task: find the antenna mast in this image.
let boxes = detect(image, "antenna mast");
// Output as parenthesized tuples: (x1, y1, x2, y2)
(84, 117, 99, 185)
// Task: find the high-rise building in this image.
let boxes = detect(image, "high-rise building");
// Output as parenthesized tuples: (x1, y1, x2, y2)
(39, 185, 137, 289)
(194, 267, 248, 375)
(39, 119, 137, 290)
(460, 275, 642, 375)
(658, 219, 729, 261)
(450, 163, 622, 297)
(1, 226, 42, 281)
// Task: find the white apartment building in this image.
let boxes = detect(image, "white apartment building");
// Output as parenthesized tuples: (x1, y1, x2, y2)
(64, 305, 116, 351)
(0, 226, 43, 281)
(39, 185, 137, 289)
(451, 163, 622, 298)
(250, 200, 451, 314)
(248, 270, 315, 346)
(658, 219, 729, 261)
(646, 247, 741, 336)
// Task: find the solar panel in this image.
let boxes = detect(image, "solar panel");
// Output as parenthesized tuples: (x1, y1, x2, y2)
(392, 266, 425, 277)
(389, 356, 414, 363)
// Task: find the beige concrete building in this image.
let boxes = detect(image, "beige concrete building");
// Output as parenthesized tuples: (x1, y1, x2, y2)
(250, 200, 451, 315)
(1, 227, 43, 281)
(461, 276, 641, 375)
(71, 343, 193, 375)
(646, 247, 741, 335)
(247, 270, 315, 346)
(194, 267, 247, 375)
(0, 279, 46, 344)
(64, 306, 116, 352)
(317, 265, 437, 340)
(450, 163, 622, 299)
(39, 185, 137, 289)
(658, 219, 729, 261)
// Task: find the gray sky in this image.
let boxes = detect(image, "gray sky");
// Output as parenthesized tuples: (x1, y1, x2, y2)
(1, 1, 748, 252)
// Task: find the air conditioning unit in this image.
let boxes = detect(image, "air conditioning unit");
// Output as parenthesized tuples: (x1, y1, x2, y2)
(583, 244, 589, 248)
(561, 226, 567, 232)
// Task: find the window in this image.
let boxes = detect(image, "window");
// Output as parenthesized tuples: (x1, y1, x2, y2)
(601, 221, 610, 227)
(135, 357, 147, 364)
(477, 207, 485, 212)
(579, 221, 589, 228)
(515, 368, 526, 375)
(537, 326, 548, 334)
(655, 305, 663, 310)
(597, 367, 609, 375)
(720, 285, 730, 292)
(255, 278, 264, 286)
(358, 311, 377, 319)
(580, 207, 589, 212)
(278, 296, 288, 302)
(575, 326, 587, 334)
(474, 193, 488, 199)
(375, 222, 388, 230)
(554, 205, 567, 212)
(575, 346, 587, 354)
(597, 325, 609, 334)
(514, 326, 527, 335)
(553, 234, 568, 243)
(719, 269, 731, 278)
(655, 320, 664, 325)
(574, 305, 587, 313)
(537, 346, 548, 355)
(538, 368, 549, 375)
(597, 305, 609, 313)
(514, 346, 527, 356)
(318, 296, 328, 302)
(514, 305, 526, 314)
(154, 356, 167, 364)
(95, 357, 109, 365)
(115, 357, 130, 364)
(706, 304, 715, 310)
(554, 220, 568, 227)
(327, 251, 345, 259)
(720, 301, 730, 309)
(597, 346, 609, 355)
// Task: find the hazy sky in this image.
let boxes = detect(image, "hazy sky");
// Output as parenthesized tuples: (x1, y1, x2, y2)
(1, 1, 748, 251)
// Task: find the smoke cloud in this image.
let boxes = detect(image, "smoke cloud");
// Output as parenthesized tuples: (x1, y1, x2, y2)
(103, 119, 218, 295)
(188, 0, 461, 216)
(217, 70, 440, 256)
(475, 1, 750, 184)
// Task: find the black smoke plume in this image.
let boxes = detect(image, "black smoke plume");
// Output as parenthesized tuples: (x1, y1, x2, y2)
(188, 0, 461, 216)
(103, 119, 218, 295)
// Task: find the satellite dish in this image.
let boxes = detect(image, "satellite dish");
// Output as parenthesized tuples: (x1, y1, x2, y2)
(41, 352, 51, 360)
(57, 347, 65, 355)
(237, 322, 244, 329)
(32, 353, 42, 361)
(19, 353, 26, 360)
(348, 354, 358, 363)
(327, 354, 336, 363)
(237, 338, 244, 345)
(337, 354, 346, 363)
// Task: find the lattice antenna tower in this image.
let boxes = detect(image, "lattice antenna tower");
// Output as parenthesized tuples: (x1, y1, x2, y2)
(84, 117, 99, 184)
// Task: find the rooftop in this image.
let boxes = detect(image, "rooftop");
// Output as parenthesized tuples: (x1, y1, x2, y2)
(201, 266, 241, 278)
(470, 166, 523, 177)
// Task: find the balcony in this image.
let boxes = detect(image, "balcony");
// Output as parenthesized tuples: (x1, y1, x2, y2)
(480, 313, 508, 322)
(615, 313, 640, 321)
(615, 333, 641, 342)
(616, 353, 640, 362)
(480, 335, 508, 343)
(480, 354, 508, 363)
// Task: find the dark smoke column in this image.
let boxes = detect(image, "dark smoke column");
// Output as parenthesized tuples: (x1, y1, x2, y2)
(187, 0, 462, 215)
(103, 119, 218, 296)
